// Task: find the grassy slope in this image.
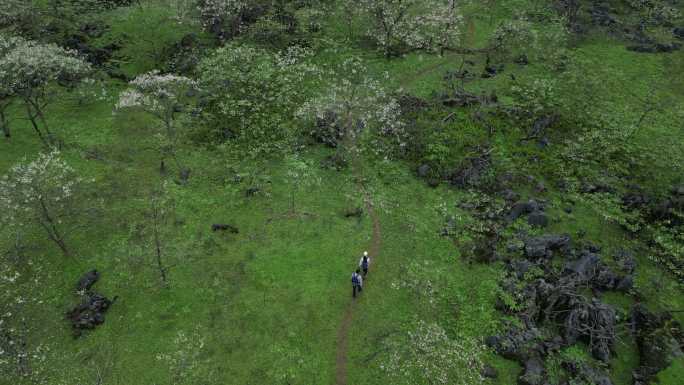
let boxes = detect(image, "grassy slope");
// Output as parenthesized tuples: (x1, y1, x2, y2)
(1, 1, 683, 384)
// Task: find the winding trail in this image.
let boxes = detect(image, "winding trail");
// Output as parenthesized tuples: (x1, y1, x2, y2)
(334, 167, 382, 385)
(333, 17, 477, 384)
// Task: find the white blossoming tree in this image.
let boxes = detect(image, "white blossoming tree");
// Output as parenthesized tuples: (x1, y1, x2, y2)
(356, 0, 464, 57)
(198, 44, 317, 156)
(298, 57, 406, 158)
(380, 320, 486, 385)
(116, 70, 199, 178)
(0, 36, 91, 146)
(0, 150, 84, 257)
(489, 12, 568, 65)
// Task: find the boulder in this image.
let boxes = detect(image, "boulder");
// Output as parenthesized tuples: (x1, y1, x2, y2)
(506, 199, 542, 222)
(631, 305, 684, 383)
(564, 252, 600, 281)
(524, 234, 571, 259)
(501, 189, 520, 203)
(580, 182, 613, 194)
(590, 4, 617, 26)
(615, 275, 634, 292)
(212, 224, 239, 233)
(481, 364, 498, 379)
(417, 164, 431, 178)
(527, 211, 549, 228)
(622, 190, 650, 210)
(565, 362, 614, 385)
(245, 186, 261, 197)
(449, 151, 491, 189)
(592, 265, 620, 290)
(519, 356, 545, 385)
(66, 292, 115, 337)
(627, 42, 681, 53)
(675, 27, 684, 40)
(77, 269, 100, 291)
(487, 323, 542, 361)
(507, 241, 525, 254)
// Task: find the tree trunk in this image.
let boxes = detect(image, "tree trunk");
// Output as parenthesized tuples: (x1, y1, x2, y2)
(152, 201, 168, 286)
(0, 109, 9, 138)
(154, 226, 167, 285)
(25, 104, 49, 147)
(32, 103, 53, 141)
(38, 207, 70, 257)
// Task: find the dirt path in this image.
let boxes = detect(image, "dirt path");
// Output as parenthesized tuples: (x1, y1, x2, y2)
(334, 170, 382, 385)
(334, 18, 475, 384)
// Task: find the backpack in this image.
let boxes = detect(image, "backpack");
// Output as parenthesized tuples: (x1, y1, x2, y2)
(362, 257, 369, 269)
(351, 273, 359, 285)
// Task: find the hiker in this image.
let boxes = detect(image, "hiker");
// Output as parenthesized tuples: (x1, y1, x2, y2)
(351, 269, 363, 298)
(359, 251, 371, 277)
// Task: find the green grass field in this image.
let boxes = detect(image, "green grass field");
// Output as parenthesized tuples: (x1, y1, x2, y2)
(1, 1, 683, 384)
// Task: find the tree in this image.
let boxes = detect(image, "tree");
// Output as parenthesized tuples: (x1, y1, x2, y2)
(198, 44, 317, 156)
(380, 320, 486, 385)
(146, 183, 175, 286)
(297, 57, 406, 158)
(118, 183, 189, 288)
(356, 0, 464, 57)
(0, 36, 91, 146)
(0, 150, 84, 257)
(116, 70, 199, 178)
(489, 9, 568, 66)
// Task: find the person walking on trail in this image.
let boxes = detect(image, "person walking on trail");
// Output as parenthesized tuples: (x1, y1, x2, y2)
(352, 269, 363, 298)
(359, 251, 371, 277)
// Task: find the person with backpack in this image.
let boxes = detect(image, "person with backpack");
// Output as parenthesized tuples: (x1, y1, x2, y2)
(359, 251, 371, 277)
(351, 269, 363, 298)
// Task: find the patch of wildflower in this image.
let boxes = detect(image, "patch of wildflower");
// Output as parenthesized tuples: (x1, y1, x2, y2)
(380, 320, 486, 385)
